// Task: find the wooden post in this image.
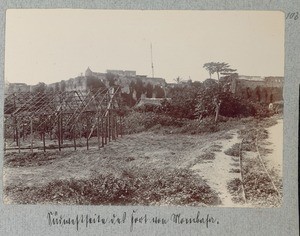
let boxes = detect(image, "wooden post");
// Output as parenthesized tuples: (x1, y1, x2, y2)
(58, 112, 61, 151)
(42, 117, 46, 152)
(108, 109, 111, 142)
(101, 116, 104, 147)
(73, 125, 77, 151)
(17, 121, 20, 153)
(30, 119, 33, 153)
(4, 119, 6, 154)
(15, 118, 18, 146)
(105, 116, 108, 145)
(111, 110, 115, 140)
(116, 115, 119, 138)
(13, 95, 16, 142)
(60, 111, 64, 145)
(79, 118, 82, 142)
(120, 116, 123, 137)
(86, 115, 89, 150)
(97, 116, 100, 150)
(42, 132, 46, 152)
(22, 123, 25, 141)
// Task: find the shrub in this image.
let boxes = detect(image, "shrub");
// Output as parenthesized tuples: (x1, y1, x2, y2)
(124, 111, 185, 134)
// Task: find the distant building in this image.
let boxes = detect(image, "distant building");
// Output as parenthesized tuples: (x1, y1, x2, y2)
(228, 74, 284, 103)
(230, 75, 284, 91)
(46, 67, 166, 99)
(48, 77, 88, 93)
(84, 67, 166, 94)
(106, 70, 136, 77)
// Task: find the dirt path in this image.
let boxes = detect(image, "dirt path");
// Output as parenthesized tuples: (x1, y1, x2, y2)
(191, 130, 243, 207)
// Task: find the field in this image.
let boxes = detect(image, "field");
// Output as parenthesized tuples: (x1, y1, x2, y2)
(3, 116, 283, 207)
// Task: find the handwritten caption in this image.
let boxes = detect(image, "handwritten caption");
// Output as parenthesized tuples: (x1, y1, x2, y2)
(47, 210, 220, 232)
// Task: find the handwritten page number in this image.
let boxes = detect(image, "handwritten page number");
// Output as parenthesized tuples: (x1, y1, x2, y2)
(286, 12, 299, 20)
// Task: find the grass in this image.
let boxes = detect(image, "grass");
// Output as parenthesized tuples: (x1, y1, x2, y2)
(5, 152, 61, 167)
(224, 143, 240, 157)
(5, 167, 221, 206)
(4, 114, 282, 207)
(238, 117, 282, 207)
(227, 178, 245, 204)
(208, 144, 222, 152)
(199, 152, 216, 160)
(229, 168, 241, 173)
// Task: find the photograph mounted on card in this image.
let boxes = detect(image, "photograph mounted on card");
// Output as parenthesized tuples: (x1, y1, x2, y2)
(3, 10, 284, 208)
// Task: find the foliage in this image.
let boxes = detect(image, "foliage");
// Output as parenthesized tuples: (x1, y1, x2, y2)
(133, 78, 145, 100)
(33, 82, 47, 94)
(145, 83, 153, 98)
(153, 85, 165, 98)
(164, 84, 201, 119)
(86, 76, 106, 92)
(124, 111, 184, 134)
(6, 167, 220, 206)
(195, 77, 270, 120)
(173, 76, 182, 84)
(60, 80, 66, 92)
(124, 111, 221, 135)
(203, 62, 237, 79)
(121, 92, 136, 107)
(106, 73, 117, 86)
(224, 143, 240, 157)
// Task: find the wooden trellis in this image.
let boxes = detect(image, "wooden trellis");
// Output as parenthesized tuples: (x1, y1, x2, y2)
(4, 87, 124, 153)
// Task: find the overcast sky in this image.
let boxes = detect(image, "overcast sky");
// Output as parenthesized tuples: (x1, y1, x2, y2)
(5, 10, 284, 85)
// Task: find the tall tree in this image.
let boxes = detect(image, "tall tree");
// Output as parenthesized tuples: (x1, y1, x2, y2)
(203, 62, 236, 80)
(198, 63, 237, 122)
(146, 83, 154, 98)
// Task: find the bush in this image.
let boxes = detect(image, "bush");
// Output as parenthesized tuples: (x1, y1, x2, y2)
(124, 111, 185, 134)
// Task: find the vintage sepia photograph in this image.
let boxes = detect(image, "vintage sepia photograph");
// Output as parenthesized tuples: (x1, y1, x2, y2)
(3, 10, 284, 207)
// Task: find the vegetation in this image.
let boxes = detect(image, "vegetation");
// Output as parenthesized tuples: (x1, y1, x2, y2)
(203, 62, 237, 79)
(86, 75, 106, 92)
(5, 166, 220, 206)
(4, 61, 282, 207)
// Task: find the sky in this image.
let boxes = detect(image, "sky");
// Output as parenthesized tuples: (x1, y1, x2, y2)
(5, 10, 284, 85)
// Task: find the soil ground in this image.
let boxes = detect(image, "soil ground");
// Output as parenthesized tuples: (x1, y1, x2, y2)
(3, 117, 283, 206)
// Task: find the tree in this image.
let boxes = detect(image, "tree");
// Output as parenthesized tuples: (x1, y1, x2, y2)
(173, 77, 182, 84)
(33, 82, 47, 94)
(54, 82, 60, 92)
(195, 79, 220, 120)
(167, 85, 200, 119)
(153, 85, 165, 98)
(255, 86, 261, 102)
(146, 83, 154, 98)
(203, 62, 236, 80)
(197, 63, 237, 122)
(106, 73, 117, 87)
(134, 78, 145, 100)
(86, 76, 106, 92)
(60, 80, 66, 92)
(195, 79, 255, 120)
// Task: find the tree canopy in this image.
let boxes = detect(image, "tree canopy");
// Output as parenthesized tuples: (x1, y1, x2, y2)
(203, 62, 237, 80)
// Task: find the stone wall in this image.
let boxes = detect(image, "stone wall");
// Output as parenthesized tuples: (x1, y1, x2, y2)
(230, 75, 284, 103)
